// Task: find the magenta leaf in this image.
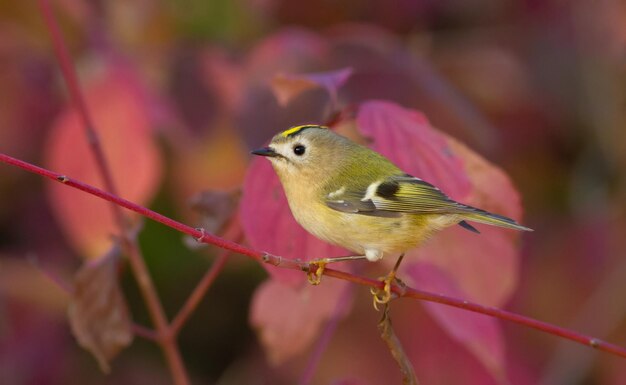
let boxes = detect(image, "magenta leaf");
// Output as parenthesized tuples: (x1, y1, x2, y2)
(241, 99, 526, 376)
(355, 100, 523, 305)
(250, 278, 351, 364)
(355, 100, 526, 380)
(356, 100, 472, 200)
(240, 158, 350, 286)
(409, 225, 519, 306)
(405, 263, 507, 383)
(412, 135, 524, 306)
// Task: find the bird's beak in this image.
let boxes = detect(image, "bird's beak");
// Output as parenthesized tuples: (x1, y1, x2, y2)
(251, 146, 279, 157)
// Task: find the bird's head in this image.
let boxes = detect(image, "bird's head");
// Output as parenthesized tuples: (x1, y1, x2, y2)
(251, 125, 351, 181)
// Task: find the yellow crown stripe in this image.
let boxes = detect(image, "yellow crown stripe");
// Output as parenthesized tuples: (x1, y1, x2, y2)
(280, 124, 327, 137)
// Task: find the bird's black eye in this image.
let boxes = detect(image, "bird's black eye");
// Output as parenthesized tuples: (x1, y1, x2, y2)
(293, 144, 306, 156)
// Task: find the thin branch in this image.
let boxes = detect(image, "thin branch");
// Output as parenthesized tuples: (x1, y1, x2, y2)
(36, 2, 189, 384)
(37, 0, 123, 227)
(133, 325, 159, 341)
(27, 253, 73, 293)
(170, 220, 242, 335)
(378, 304, 419, 385)
(539, 252, 626, 384)
(170, 251, 230, 336)
(123, 241, 189, 383)
(2, 152, 626, 360)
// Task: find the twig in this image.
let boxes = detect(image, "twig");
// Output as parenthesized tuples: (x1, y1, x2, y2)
(378, 304, 418, 385)
(170, 221, 242, 335)
(133, 325, 159, 341)
(36, 2, 189, 384)
(539, 252, 626, 384)
(27, 253, 73, 293)
(2, 152, 626, 360)
(170, 251, 230, 336)
(37, 0, 123, 228)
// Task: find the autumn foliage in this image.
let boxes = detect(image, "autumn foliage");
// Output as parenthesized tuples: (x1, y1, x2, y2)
(1, 1, 626, 385)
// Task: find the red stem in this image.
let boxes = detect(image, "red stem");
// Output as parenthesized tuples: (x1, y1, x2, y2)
(37, 0, 122, 227)
(36, 2, 189, 384)
(133, 325, 159, 341)
(170, 219, 242, 336)
(2, 152, 625, 360)
(170, 251, 231, 336)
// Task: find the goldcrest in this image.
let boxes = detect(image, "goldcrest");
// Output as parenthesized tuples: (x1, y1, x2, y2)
(251, 124, 531, 289)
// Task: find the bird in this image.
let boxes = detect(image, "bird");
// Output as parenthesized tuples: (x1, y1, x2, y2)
(251, 124, 532, 308)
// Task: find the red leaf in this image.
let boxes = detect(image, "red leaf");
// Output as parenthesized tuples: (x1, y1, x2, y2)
(405, 263, 507, 383)
(270, 67, 353, 107)
(355, 100, 526, 380)
(242, 100, 525, 376)
(240, 158, 349, 286)
(356, 100, 472, 200)
(411, 135, 525, 306)
(410, 226, 519, 306)
(355, 100, 523, 305)
(250, 278, 351, 365)
(44, 63, 162, 258)
(68, 248, 133, 372)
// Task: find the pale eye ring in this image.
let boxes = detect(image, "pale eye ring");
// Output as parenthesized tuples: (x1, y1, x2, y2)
(293, 144, 306, 156)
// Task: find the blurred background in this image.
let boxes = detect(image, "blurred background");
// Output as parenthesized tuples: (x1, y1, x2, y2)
(0, 0, 625, 384)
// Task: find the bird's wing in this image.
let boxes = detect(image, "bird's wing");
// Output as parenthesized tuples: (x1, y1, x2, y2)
(325, 175, 467, 217)
(325, 174, 531, 232)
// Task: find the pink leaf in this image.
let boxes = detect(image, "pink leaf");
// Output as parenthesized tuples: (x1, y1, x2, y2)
(239, 158, 349, 286)
(413, 135, 524, 306)
(356, 100, 472, 200)
(242, 99, 526, 377)
(405, 263, 507, 383)
(250, 278, 351, 365)
(44, 63, 162, 258)
(410, 226, 519, 306)
(270, 68, 353, 107)
(355, 100, 523, 305)
(355, 100, 526, 380)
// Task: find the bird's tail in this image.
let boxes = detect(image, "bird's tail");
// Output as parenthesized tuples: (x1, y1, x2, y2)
(461, 206, 533, 232)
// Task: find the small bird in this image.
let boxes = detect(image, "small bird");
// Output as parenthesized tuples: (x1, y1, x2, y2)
(252, 125, 531, 307)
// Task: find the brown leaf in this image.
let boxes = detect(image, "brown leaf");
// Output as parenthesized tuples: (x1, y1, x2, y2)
(68, 247, 133, 372)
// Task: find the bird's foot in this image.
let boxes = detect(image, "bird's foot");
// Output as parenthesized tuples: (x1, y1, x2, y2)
(305, 255, 368, 285)
(306, 259, 329, 285)
(370, 271, 405, 311)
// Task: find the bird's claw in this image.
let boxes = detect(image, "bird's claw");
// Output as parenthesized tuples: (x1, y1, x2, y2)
(370, 272, 404, 311)
(306, 259, 328, 285)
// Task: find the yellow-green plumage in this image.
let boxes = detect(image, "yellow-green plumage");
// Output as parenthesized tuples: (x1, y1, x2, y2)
(252, 125, 531, 262)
